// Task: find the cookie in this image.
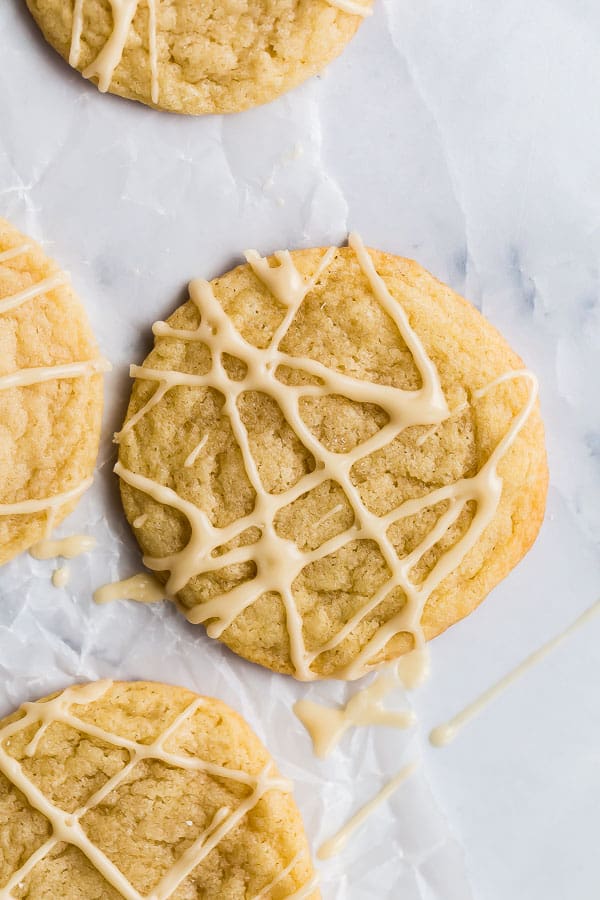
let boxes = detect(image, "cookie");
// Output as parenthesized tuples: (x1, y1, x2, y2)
(25, 0, 372, 115)
(0, 218, 107, 566)
(116, 233, 548, 680)
(0, 680, 318, 899)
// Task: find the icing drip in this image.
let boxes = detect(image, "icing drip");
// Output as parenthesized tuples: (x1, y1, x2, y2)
(0, 243, 33, 263)
(184, 434, 208, 468)
(94, 572, 166, 605)
(0, 681, 294, 900)
(117, 234, 538, 682)
(52, 566, 70, 588)
(294, 664, 415, 758)
(317, 761, 418, 860)
(0, 272, 69, 315)
(430, 598, 600, 747)
(69, 0, 160, 102)
(325, 0, 373, 16)
(0, 478, 92, 522)
(133, 513, 149, 528)
(30, 534, 96, 560)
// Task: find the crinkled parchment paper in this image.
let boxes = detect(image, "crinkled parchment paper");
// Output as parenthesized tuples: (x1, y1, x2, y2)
(1, 1, 599, 898)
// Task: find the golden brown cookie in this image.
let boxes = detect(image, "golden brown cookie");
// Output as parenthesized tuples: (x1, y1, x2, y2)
(25, 0, 372, 115)
(0, 680, 318, 899)
(0, 218, 107, 566)
(117, 234, 548, 680)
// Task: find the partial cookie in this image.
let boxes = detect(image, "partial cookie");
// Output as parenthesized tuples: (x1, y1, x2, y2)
(0, 218, 107, 566)
(117, 234, 548, 680)
(25, 0, 372, 115)
(0, 680, 318, 899)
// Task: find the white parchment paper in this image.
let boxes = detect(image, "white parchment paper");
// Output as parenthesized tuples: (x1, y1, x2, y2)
(1, 1, 599, 898)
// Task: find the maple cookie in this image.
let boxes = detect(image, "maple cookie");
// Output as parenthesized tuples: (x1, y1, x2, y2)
(116, 234, 548, 681)
(0, 218, 107, 566)
(25, 0, 373, 115)
(0, 680, 318, 899)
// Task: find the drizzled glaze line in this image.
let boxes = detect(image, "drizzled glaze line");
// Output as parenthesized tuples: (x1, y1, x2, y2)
(0, 272, 69, 315)
(0, 478, 92, 520)
(30, 534, 96, 560)
(0, 358, 110, 392)
(430, 598, 600, 747)
(116, 234, 538, 682)
(317, 761, 419, 860)
(94, 572, 166, 605)
(294, 664, 415, 758)
(326, 0, 373, 16)
(0, 243, 33, 263)
(0, 682, 295, 900)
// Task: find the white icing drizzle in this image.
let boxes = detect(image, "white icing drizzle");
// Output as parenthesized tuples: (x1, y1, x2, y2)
(69, 0, 85, 65)
(0, 243, 33, 263)
(430, 598, 600, 747)
(69, 0, 160, 103)
(133, 513, 149, 528)
(317, 761, 419, 860)
(30, 534, 96, 560)
(0, 357, 109, 392)
(0, 681, 295, 900)
(116, 234, 538, 683)
(184, 434, 208, 468)
(294, 664, 415, 758)
(147, 0, 159, 103)
(0, 478, 92, 522)
(325, 0, 373, 17)
(93, 572, 166, 605)
(52, 565, 70, 588)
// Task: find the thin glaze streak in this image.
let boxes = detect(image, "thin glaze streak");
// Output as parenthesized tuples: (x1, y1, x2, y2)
(115, 234, 538, 683)
(70, 0, 159, 102)
(326, 0, 373, 16)
(430, 598, 600, 747)
(0, 682, 296, 900)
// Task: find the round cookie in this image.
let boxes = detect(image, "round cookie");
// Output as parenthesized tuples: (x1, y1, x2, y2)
(117, 235, 548, 681)
(0, 680, 318, 899)
(0, 218, 107, 566)
(25, 0, 372, 115)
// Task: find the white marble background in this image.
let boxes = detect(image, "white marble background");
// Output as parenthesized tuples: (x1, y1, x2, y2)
(0, 1, 599, 898)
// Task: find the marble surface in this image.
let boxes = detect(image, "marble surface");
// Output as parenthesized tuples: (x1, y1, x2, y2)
(0, 1, 599, 898)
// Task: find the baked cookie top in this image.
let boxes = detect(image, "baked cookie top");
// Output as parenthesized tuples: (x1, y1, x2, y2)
(25, 0, 372, 115)
(0, 680, 317, 899)
(0, 218, 107, 566)
(117, 234, 548, 680)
